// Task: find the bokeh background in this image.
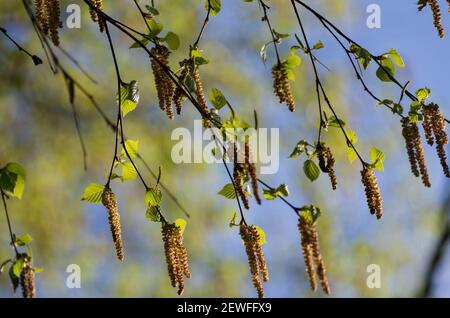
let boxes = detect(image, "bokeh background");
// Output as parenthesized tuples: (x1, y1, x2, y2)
(0, 0, 449, 297)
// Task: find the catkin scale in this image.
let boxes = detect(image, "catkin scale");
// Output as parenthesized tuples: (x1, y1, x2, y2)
(102, 187, 124, 261)
(20, 256, 36, 299)
(190, 64, 209, 123)
(245, 141, 262, 205)
(317, 145, 337, 190)
(426, 104, 450, 178)
(150, 46, 174, 118)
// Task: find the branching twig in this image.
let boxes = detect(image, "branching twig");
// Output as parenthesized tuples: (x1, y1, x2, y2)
(0, 26, 42, 65)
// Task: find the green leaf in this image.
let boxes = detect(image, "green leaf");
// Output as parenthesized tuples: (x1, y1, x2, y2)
(350, 44, 372, 69)
(312, 40, 324, 50)
(253, 226, 267, 245)
(205, 0, 221, 16)
(218, 183, 236, 199)
(263, 184, 289, 200)
(117, 81, 139, 116)
(121, 139, 139, 158)
(145, 206, 160, 222)
(303, 160, 320, 182)
(0, 162, 26, 199)
(174, 218, 187, 235)
(347, 148, 357, 163)
(191, 49, 210, 65)
(15, 234, 32, 247)
(145, 5, 159, 15)
(299, 205, 322, 225)
(376, 57, 395, 82)
(289, 140, 309, 158)
(416, 87, 431, 103)
(273, 29, 289, 41)
(148, 20, 164, 38)
(145, 188, 162, 207)
(370, 147, 385, 172)
(209, 88, 227, 110)
(387, 48, 405, 68)
(164, 32, 180, 50)
(121, 162, 137, 181)
(229, 211, 237, 227)
(12, 257, 24, 278)
(346, 130, 358, 144)
(81, 183, 105, 204)
(327, 116, 346, 128)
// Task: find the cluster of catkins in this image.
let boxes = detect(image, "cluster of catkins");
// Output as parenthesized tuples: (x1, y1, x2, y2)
(297, 216, 330, 294)
(34, 0, 62, 46)
(361, 167, 383, 219)
(402, 118, 431, 187)
(101, 187, 125, 261)
(150, 48, 210, 124)
(272, 63, 295, 112)
(419, 0, 450, 38)
(422, 104, 450, 177)
(231, 140, 261, 209)
(316, 144, 337, 190)
(161, 222, 191, 295)
(240, 225, 269, 298)
(20, 255, 36, 298)
(88, 0, 106, 32)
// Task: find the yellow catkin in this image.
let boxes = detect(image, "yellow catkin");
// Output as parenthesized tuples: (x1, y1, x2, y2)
(240, 225, 264, 298)
(162, 222, 190, 295)
(422, 106, 435, 146)
(317, 145, 337, 190)
(173, 60, 189, 115)
(102, 187, 124, 261)
(309, 226, 331, 294)
(233, 144, 250, 209)
(272, 63, 295, 112)
(428, 104, 450, 177)
(190, 64, 209, 120)
(35, 0, 49, 35)
(245, 141, 261, 205)
(402, 118, 431, 186)
(20, 256, 36, 299)
(150, 46, 173, 117)
(298, 219, 317, 291)
(250, 226, 269, 282)
(429, 0, 445, 38)
(92, 0, 105, 33)
(361, 167, 383, 219)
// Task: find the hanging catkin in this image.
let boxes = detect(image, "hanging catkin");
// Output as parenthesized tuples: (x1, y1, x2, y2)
(20, 255, 36, 298)
(361, 167, 383, 219)
(102, 187, 124, 261)
(162, 222, 191, 295)
(402, 118, 431, 186)
(240, 225, 268, 298)
(35, 0, 49, 35)
(425, 104, 450, 177)
(150, 46, 174, 118)
(272, 63, 295, 112)
(189, 63, 210, 125)
(429, 0, 445, 38)
(317, 145, 337, 190)
(297, 216, 330, 294)
(233, 143, 250, 209)
(34, 0, 62, 46)
(89, 0, 105, 32)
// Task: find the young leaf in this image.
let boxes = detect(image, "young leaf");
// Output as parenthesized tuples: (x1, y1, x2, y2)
(376, 58, 395, 82)
(209, 88, 227, 110)
(148, 20, 164, 38)
(81, 183, 105, 204)
(145, 188, 162, 207)
(121, 162, 137, 181)
(205, 0, 222, 16)
(263, 184, 289, 200)
(164, 32, 180, 50)
(370, 147, 385, 172)
(303, 160, 320, 182)
(253, 225, 267, 245)
(218, 183, 237, 199)
(15, 234, 32, 246)
(299, 205, 322, 225)
(122, 140, 139, 158)
(146, 206, 160, 222)
(174, 218, 187, 235)
(0, 162, 26, 199)
(387, 48, 405, 68)
(8, 265, 19, 292)
(312, 40, 324, 50)
(416, 88, 431, 103)
(12, 257, 24, 278)
(229, 211, 237, 227)
(191, 49, 210, 65)
(289, 140, 309, 158)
